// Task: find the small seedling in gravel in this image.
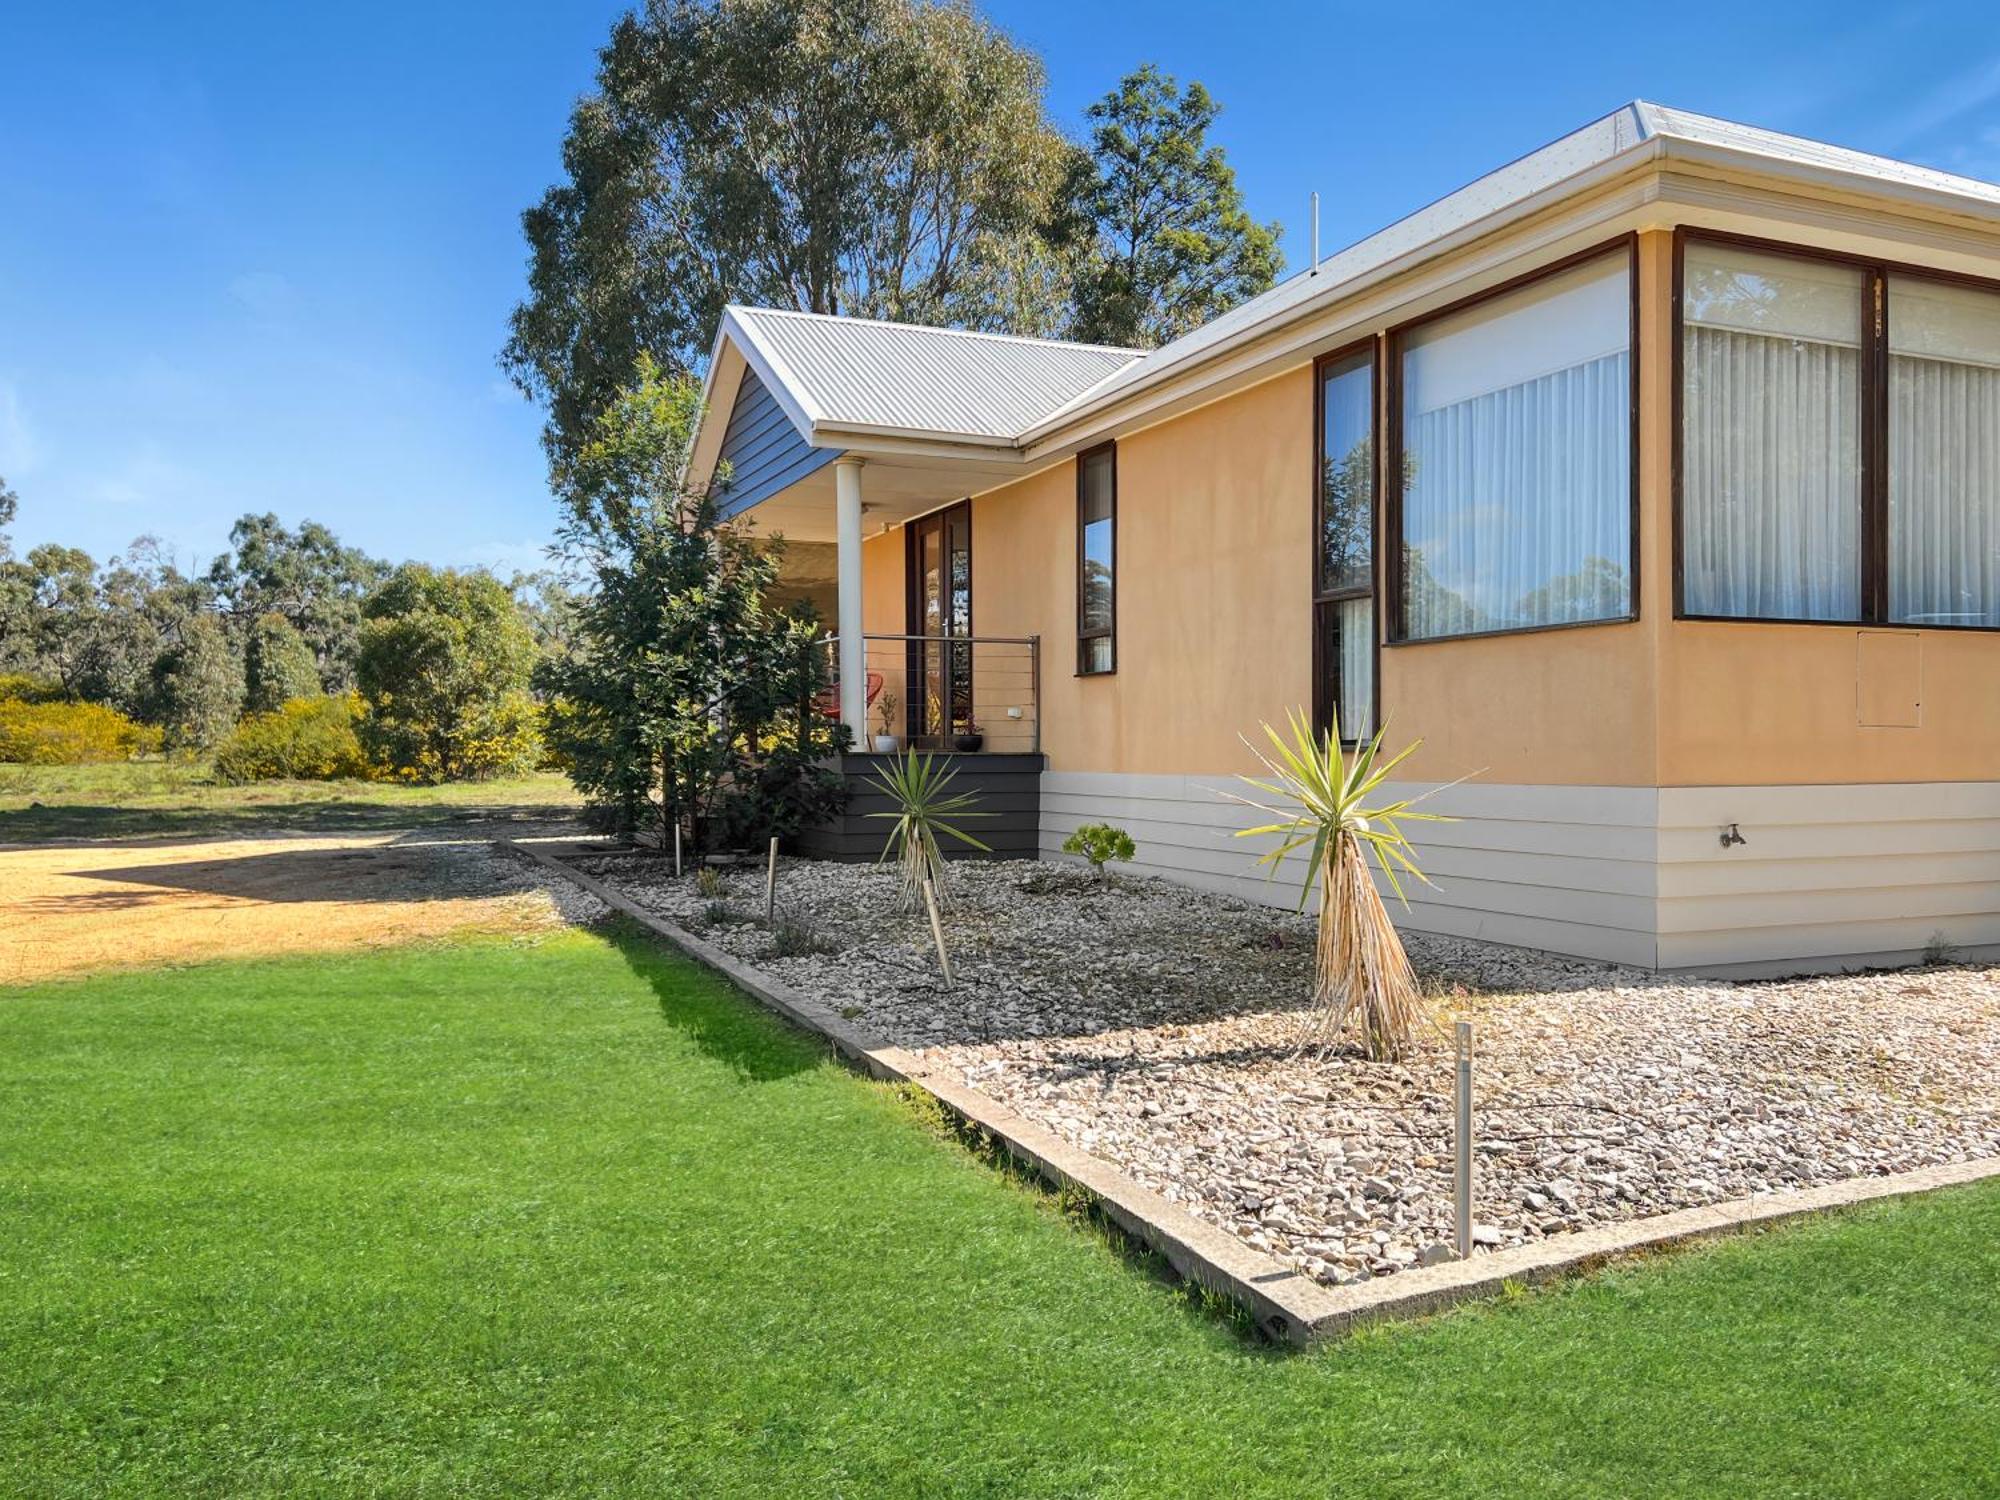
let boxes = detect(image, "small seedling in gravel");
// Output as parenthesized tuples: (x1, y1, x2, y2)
(695, 867, 728, 899)
(1921, 929, 1960, 966)
(701, 899, 736, 928)
(767, 915, 831, 958)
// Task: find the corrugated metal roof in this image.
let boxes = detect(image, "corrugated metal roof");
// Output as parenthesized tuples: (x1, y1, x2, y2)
(714, 102, 2000, 458)
(724, 307, 1141, 442)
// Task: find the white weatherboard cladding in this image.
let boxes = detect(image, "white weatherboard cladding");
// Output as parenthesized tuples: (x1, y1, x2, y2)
(1037, 773, 2000, 974)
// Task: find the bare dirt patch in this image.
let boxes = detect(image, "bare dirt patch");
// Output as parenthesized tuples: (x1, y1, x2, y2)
(3, 829, 602, 984)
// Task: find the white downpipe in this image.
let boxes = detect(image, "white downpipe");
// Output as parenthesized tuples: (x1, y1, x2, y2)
(834, 457, 866, 742)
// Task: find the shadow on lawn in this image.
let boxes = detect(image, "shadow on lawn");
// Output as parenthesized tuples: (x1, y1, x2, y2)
(602, 919, 820, 1084)
(0, 798, 581, 845)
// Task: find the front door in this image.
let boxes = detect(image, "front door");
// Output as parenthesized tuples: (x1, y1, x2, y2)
(905, 502, 972, 747)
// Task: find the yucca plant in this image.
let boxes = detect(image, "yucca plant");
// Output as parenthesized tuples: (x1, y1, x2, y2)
(1227, 707, 1451, 1061)
(866, 750, 992, 911)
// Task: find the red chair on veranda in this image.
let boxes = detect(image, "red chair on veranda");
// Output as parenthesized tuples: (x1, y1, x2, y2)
(813, 671, 883, 720)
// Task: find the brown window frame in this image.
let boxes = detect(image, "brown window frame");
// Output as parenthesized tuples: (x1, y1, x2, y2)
(1672, 225, 2000, 634)
(1075, 440, 1117, 676)
(1312, 338, 1381, 743)
(1383, 234, 1643, 646)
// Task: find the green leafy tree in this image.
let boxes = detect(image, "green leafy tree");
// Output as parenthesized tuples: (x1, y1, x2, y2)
(539, 355, 846, 849)
(207, 515, 388, 691)
(1068, 65, 1282, 349)
(145, 612, 244, 752)
(504, 0, 1082, 475)
(5, 545, 100, 695)
(354, 566, 541, 783)
(242, 612, 324, 713)
(73, 538, 211, 717)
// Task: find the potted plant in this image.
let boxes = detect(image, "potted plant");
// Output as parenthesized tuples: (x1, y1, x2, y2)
(952, 719, 984, 753)
(871, 691, 901, 755)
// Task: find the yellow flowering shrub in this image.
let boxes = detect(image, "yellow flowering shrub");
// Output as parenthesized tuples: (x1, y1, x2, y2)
(0, 697, 161, 764)
(212, 694, 375, 783)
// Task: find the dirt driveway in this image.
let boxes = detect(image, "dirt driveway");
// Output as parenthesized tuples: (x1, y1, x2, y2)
(1, 828, 595, 985)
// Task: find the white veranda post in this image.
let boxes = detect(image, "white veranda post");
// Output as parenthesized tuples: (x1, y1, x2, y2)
(834, 457, 867, 741)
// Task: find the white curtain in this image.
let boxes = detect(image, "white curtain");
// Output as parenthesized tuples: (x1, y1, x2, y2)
(1335, 596, 1373, 741)
(1681, 244, 1862, 620)
(1400, 254, 1632, 638)
(1889, 275, 2000, 627)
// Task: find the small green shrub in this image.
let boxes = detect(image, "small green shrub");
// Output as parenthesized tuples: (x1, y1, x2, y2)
(212, 694, 373, 784)
(0, 698, 161, 764)
(695, 867, 729, 899)
(1061, 822, 1136, 879)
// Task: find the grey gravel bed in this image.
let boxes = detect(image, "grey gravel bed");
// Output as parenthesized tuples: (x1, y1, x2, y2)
(575, 852, 2000, 1286)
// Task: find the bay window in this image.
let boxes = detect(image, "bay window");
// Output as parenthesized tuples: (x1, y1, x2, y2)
(1389, 246, 1636, 641)
(1677, 231, 2000, 631)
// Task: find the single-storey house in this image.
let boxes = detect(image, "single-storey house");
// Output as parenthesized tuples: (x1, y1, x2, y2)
(684, 102, 2000, 976)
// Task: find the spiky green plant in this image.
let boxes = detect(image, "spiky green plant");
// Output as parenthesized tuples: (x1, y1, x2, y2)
(866, 750, 992, 911)
(1227, 707, 1452, 1060)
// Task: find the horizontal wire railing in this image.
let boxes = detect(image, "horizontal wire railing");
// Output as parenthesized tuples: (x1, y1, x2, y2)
(822, 633, 1040, 754)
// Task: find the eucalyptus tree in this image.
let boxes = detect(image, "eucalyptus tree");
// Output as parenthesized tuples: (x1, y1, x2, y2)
(504, 0, 1082, 476)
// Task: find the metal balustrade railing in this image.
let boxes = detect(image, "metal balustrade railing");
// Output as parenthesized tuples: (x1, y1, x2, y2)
(822, 633, 1040, 754)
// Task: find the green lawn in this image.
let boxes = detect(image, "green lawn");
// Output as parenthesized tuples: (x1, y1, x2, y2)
(2, 926, 1994, 1497)
(0, 761, 580, 841)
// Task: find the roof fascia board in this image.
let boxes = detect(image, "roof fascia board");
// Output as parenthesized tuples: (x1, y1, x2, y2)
(1656, 163, 2000, 267)
(1655, 135, 2000, 227)
(811, 429, 1037, 467)
(686, 336, 745, 490)
(720, 307, 827, 438)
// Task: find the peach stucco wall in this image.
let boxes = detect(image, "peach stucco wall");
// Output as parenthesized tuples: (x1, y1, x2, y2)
(963, 370, 1315, 776)
(854, 228, 2000, 788)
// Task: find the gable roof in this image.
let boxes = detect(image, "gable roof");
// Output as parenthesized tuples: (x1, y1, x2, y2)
(722, 305, 1141, 444)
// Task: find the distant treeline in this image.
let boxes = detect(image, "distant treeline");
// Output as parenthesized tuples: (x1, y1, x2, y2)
(0, 482, 575, 781)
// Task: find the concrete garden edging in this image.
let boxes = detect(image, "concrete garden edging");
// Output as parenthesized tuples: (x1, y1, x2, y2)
(503, 837, 2000, 1346)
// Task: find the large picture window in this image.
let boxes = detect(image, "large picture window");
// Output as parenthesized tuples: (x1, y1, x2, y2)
(1076, 443, 1115, 674)
(1314, 346, 1376, 740)
(1676, 231, 2000, 631)
(1390, 247, 1635, 641)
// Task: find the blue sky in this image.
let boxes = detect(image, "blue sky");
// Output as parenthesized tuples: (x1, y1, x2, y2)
(4, 1, 1999, 574)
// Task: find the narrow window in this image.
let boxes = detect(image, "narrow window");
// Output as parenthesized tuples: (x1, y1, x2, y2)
(1314, 347, 1375, 740)
(1681, 242, 1864, 621)
(1077, 443, 1115, 674)
(1394, 249, 1635, 640)
(1888, 275, 2000, 627)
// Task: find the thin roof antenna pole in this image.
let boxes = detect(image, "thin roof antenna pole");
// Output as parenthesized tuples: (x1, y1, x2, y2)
(1310, 191, 1320, 274)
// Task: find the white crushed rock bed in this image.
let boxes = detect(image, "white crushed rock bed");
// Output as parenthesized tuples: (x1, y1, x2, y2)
(575, 853, 2000, 1286)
